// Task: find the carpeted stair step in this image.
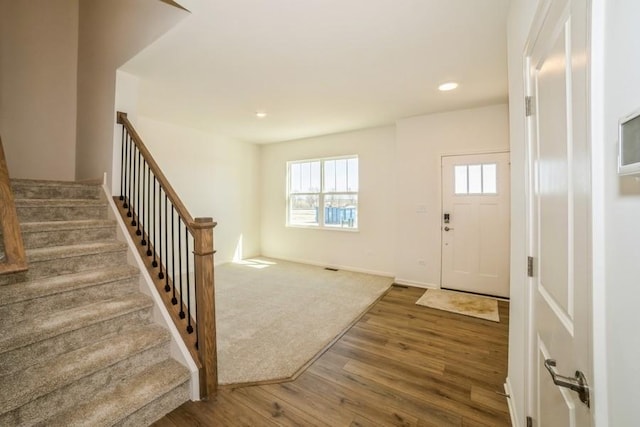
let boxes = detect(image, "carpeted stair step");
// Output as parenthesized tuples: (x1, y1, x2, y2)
(0, 241, 128, 285)
(44, 358, 191, 427)
(0, 293, 154, 372)
(1, 178, 191, 424)
(11, 179, 102, 200)
(0, 324, 172, 426)
(14, 219, 117, 249)
(0, 266, 140, 324)
(15, 198, 107, 222)
(0, 301, 153, 377)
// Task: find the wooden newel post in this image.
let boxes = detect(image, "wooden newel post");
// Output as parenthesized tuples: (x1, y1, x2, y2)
(193, 217, 217, 399)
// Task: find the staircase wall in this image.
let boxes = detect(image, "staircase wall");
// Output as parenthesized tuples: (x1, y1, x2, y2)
(76, 0, 189, 185)
(0, 0, 78, 181)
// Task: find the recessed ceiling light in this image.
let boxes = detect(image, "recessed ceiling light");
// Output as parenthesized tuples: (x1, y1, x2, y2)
(438, 82, 459, 92)
(256, 111, 267, 119)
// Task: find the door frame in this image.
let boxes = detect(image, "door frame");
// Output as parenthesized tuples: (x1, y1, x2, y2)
(439, 149, 511, 291)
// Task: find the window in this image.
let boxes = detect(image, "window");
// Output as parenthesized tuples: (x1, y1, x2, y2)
(287, 156, 358, 229)
(454, 163, 498, 195)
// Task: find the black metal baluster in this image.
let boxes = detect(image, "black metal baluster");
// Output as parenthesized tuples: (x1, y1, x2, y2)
(127, 136, 133, 216)
(123, 133, 130, 209)
(178, 217, 185, 319)
(152, 176, 158, 266)
(186, 226, 193, 333)
(141, 162, 147, 244)
(194, 258, 199, 349)
(161, 191, 168, 284)
(132, 145, 138, 226)
(146, 166, 152, 255)
(120, 127, 125, 201)
(171, 206, 177, 305)
(136, 150, 142, 235)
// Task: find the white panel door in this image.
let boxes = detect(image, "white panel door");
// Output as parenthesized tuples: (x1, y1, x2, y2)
(527, 0, 592, 425)
(441, 152, 510, 298)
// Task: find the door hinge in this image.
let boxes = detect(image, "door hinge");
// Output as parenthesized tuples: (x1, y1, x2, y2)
(525, 96, 534, 117)
(526, 416, 533, 427)
(527, 256, 534, 277)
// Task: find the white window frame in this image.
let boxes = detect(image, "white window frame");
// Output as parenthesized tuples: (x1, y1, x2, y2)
(286, 155, 359, 231)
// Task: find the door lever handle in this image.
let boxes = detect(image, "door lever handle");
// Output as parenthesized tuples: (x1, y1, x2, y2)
(443, 226, 454, 231)
(544, 359, 590, 407)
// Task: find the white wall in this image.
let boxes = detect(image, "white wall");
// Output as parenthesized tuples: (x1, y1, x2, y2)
(112, 70, 144, 192)
(394, 104, 510, 287)
(135, 116, 261, 265)
(0, 0, 78, 180)
(76, 0, 187, 185)
(260, 104, 509, 281)
(260, 126, 396, 276)
(601, 1, 640, 424)
(505, 1, 539, 425)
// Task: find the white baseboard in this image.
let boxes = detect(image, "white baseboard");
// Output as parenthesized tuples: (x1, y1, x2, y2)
(505, 377, 521, 427)
(258, 255, 395, 278)
(257, 254, 441, 289)
(102, 183, 201, 400)
(393, 278, 440, 289)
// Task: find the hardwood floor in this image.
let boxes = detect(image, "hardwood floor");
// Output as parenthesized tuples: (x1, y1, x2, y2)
(153, 285, 511, 426)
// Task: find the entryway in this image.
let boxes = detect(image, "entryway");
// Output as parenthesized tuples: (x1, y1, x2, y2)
(441, 152, 510, 298)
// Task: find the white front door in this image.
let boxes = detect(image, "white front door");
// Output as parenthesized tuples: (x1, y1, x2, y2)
(441, 152, 510, 298)
(526, 0, 592, 425)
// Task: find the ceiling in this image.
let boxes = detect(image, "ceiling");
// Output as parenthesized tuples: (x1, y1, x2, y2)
(122, 0, 510, 144)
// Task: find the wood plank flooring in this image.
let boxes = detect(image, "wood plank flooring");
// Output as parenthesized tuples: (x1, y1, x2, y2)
(154, 285, 511, 426)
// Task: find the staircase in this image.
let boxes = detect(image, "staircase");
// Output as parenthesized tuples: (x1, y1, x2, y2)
(0, 179, 190, 426)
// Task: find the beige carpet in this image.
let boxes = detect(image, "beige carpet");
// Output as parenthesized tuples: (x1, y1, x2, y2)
(415, 289, 500, 322)
(215, 258, 393, 385)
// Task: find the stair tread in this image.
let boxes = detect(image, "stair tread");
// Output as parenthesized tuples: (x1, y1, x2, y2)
(15, 198, 106, 206)
(45, 358, 190, 427)
(26, 241, 127, 262)
(18, 219, 116, 232)
(11, 179, 101, 188)
(0, 324, 170, 415)
(0, 293, 154, 355)
(0, 265, 139, 307)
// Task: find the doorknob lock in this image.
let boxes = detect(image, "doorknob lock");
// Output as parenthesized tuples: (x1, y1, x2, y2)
(544, 359, 590, 407)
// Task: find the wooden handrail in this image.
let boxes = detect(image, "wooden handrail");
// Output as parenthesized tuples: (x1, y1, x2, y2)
(0, 135, 27, 275)
(116, 112, 217, 399)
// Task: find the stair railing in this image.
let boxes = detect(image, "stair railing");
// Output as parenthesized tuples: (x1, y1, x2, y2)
(116, 112, 217, 399)
(0, 135, 27, 275)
